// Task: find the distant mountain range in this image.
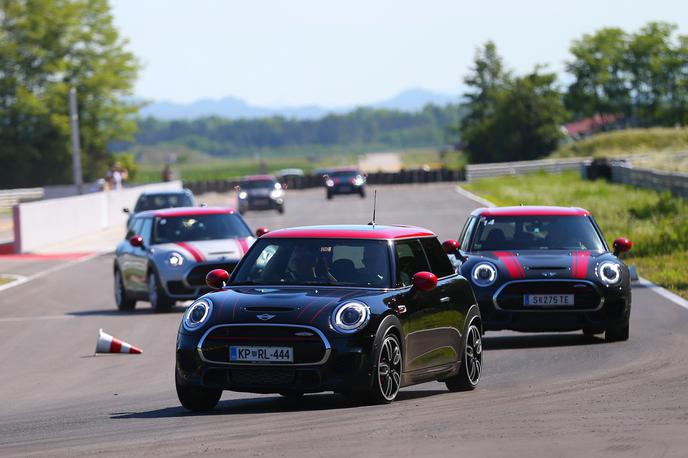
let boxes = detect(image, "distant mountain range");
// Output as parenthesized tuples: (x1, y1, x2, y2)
(139, 88, 459, 120)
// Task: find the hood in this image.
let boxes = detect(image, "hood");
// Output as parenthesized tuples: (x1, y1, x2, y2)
(472, 250, 610, 280)
(155, 238, 254, 262)
(204, 286, 382, 327)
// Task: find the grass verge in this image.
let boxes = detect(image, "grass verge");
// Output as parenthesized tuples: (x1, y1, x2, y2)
(463, 171, 688, 299)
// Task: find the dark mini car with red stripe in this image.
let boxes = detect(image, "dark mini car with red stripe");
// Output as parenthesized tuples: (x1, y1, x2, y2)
(175, 225, 482, 411)
(114, 207, 267, 312)
(443, 206, 632, 342)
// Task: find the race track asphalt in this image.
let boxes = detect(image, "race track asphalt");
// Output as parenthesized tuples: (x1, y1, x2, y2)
(0, 183, 686, 457)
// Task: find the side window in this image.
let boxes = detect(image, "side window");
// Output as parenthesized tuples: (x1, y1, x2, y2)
(139, 218, 153, 245)
(126, 218, 143, 239)
(460, 216, 477, 251)
(394, 239, 430, 287)
(420, 237, 454, 278)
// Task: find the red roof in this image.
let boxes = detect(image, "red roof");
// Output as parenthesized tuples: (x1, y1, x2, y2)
(472, 206, 591, 217)
(150, 207, 236, 217)
(242, 175, 276, 181)
(262, 225, 435, 240)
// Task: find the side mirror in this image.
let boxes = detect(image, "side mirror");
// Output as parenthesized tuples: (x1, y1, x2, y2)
(129, 235, 143, 247)
(206, 269, 230, 289)
(256, 227, 270, 238)
(442, 240, 460, 254)
(613, 237, 632, 256)
(122, 207, 130, 214)
(411, 271, 437, 292)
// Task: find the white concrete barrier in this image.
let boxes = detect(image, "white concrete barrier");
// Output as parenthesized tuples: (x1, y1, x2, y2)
(13, 181, 182, 253)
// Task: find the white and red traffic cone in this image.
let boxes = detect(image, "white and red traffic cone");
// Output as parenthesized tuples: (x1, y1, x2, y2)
(95, 329, 142, 354)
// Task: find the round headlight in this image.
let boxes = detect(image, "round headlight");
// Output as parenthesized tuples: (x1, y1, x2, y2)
(168, 252, 184, 267)
(471, 262, 498, 287)
(331, 301, 370, 334)
(325, 179, 335, 187)
(183, 299, 212, 331)
(598, 261, 621, 285)
(239, 191, 248, 199)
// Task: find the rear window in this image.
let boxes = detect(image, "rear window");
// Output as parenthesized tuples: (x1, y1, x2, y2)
(470, 215, 605, 252)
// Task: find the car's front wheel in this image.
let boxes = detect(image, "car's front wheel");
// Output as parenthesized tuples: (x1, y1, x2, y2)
(605, 320, 630, 342)
(175, 370, 222, 411)
(363, 330, 402, 404)
(114, 268, 136, 311)
(446, 319, 482, 391)
(148, 270, 174, 312)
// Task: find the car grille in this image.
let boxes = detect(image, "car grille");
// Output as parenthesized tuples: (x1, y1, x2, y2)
(202, 367, 322, 388)
(199, 325, 329, 365)
(494, 280, 602, 311)
(186, 263, 237, 287)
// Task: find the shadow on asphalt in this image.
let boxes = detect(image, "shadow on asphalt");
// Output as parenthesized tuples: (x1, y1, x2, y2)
(67, 306, 186, 316)
(483, 333, 605, 350)
(110, 389, 447, 419)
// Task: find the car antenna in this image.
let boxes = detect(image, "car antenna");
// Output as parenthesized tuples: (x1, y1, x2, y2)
(368, 190, 377, 227)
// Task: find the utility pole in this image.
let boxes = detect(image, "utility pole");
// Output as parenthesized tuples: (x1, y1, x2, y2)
(69, 87, 83, 194)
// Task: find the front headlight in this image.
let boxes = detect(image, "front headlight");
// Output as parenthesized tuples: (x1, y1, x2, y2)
(167, 252, 184, 267)
(353, 176, 364, 186)
(325, 179, 335, 187)
(238, 191, 248, 199)
(183, 299, 212, 331)
(598, 261, 622, 285)
(270, 189, 282, 199)
(471, 262, 498, 287)
(331, 301, 370, 334)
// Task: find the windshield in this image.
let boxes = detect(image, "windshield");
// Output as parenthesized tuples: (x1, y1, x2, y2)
(153, 213, 251, 244)
(232, 238, 391, 288)
(328, 171, 360, 179)
(240, 180, 277, 190)
(134, 193, 193, 212)
(470, 215, 606, 252)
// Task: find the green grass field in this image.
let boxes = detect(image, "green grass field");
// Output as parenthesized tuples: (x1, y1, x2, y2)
(552, 127, 688, 172)
(464, 171, 688, 299)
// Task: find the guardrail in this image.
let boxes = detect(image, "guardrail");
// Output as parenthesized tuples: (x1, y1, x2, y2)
(610, 165, 688, 198)
(465, 158, 590, 181)
(184, 168, 466, 194)
(0, 188, 44, 207)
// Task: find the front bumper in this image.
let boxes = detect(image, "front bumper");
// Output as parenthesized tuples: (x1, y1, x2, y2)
(176, 324, 375, 394)
(327, 184, 364, 195)
(474, 279, 631, 332)
(238, 196, 283, 211)
(160, 261, 239, 299)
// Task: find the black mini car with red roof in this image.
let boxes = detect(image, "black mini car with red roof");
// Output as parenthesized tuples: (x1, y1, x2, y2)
(443, 206, 632, 342)
(175, 224, 482, 411)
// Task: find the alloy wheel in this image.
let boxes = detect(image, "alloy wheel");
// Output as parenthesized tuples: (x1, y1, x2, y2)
(378, 335, 402, 401)
(464, 324, 482, 386)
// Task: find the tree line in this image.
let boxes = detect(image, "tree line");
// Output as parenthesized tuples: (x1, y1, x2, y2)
(461, 22, 687, 163)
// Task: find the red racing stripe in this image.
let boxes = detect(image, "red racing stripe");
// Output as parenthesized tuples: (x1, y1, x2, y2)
(238, 238, 250, 256)
(493, 252, 526, 279)
(572, 251, 590, 278)
(175, 242, 203, 262)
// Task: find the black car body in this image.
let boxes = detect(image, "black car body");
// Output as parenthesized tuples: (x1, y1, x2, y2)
(175, 225, 482, 411)
(237, 175, 285, 214)
(124, 189, 195, 228)
(324, 168, 366, 199)
(445, 206, 632, 341)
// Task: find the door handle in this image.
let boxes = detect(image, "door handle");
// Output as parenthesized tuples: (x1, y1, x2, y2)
(440, 296, 451, 303)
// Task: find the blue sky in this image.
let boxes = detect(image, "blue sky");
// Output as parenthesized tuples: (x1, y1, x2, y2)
(110, 0, 686, 107)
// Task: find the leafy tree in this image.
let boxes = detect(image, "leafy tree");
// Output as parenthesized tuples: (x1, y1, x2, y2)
(0, 0, 139, 188)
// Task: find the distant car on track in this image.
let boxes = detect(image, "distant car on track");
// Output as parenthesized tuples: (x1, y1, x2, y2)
(114, 207, 266, 312)
(123, 189, 195, 228)
(444, 206, 632, 341)
(175, 224, 482, 411)
(237, 175, 285, 214)
(324, 167, 366, 199)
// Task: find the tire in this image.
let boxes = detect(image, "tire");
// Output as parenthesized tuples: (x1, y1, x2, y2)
(326, 191, 333, 200)
(114, 268, 136, 311)
(278, 205, 285, 214)
(148, 269, 174, 312)
(361, 329, 403, 404)
(175, 370, 222, 411)
(359, 188, 366, 198)
(605, 320, 630, 342)
(446, 320, 482, 391)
